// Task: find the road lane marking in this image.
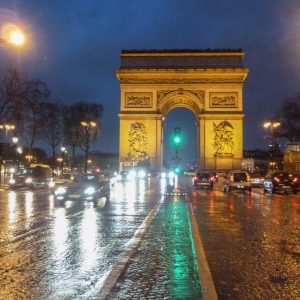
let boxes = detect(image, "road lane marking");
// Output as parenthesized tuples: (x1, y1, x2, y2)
(94, 195, 162, 300)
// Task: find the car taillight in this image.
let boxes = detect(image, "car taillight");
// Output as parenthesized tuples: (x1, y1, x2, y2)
(293, 177, 298, 183)
(274, 176, 280, 182)
(230, 175, 233, 181)
(209, 176, 214, 181)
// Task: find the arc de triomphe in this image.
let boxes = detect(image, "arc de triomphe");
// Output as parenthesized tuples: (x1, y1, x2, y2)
(116, 49, 249, 171)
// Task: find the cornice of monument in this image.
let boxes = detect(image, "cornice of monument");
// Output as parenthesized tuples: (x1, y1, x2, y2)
(116, 71, 248, 84)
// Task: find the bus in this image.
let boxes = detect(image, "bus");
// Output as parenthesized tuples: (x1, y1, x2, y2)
(283, 142, 300, 173)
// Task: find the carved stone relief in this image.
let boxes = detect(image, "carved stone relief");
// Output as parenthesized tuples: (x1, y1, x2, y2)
(128, 122, 148, 155)
(125, 92, 152, 107)
(212, 121, 234, 155)
(209, 92, 238, 108)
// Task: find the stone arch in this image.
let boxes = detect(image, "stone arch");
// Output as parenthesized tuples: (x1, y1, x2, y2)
(158, 90, 204, 117)
(116, 49, 248, 171)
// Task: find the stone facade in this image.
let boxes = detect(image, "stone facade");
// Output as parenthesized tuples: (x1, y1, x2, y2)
(116, 49, 249, 171)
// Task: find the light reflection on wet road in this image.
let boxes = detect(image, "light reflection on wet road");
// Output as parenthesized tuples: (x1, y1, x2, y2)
(0, 177, 168, 300)
(2, 176, 300, 299)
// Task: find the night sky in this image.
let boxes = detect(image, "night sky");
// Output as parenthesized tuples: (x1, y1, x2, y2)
(1, 1, 300, 169)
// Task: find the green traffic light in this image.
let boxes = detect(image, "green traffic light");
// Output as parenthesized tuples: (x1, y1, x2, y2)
(174, 166, 180, 174)
(174, 136, 180, 144)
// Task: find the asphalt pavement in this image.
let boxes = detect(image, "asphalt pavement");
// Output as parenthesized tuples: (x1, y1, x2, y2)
(98, 178, 218, 300)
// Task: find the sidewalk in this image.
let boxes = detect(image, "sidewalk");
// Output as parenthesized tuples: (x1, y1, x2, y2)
(104, 193, 217, 300)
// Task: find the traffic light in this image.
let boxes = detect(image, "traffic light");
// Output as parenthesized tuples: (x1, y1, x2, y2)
(173, 127, 181, 146)
(173, 165, 181, 175)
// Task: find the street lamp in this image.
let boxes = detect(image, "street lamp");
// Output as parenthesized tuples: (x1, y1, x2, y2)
(81, 121, 96, 173)
(264, 118, 280, 171)
(0, 24, 25, 46)
(61, 145, 66, 173)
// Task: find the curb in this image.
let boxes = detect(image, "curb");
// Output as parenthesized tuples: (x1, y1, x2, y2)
(188, 201, 218, 300)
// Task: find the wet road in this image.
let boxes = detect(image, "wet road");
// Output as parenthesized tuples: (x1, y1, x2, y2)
(188, 177, 300, 299)
(1, 176, 300, 299)
(0, 178, 165, 300)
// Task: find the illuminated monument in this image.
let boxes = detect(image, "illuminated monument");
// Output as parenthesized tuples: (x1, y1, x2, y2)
(116, 49, 249, 171)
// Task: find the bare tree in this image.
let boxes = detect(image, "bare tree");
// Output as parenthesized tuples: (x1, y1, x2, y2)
(16, 79, 50, 150)
(40, 101, 64, 173)
(62, 102, 103, 172)
(276, 94, 300, 142)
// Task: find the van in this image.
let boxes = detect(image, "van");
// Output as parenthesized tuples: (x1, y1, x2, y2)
(223, 170, 251, 193)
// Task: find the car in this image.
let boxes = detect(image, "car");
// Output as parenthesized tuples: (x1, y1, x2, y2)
(54, 173, 110, 204)
(263, 172, 298, 194)
(210, 171, 218, 182)
(223, 170, 252, 193)
(250, 173, 264, 187)
(48, 172, 79, 190)
(193, 172, 213, 189)
(9, 166, 53, 190)
(98, 171, 117, 187)
(117, 170, 135, 181)
(184, 168, 197, 176)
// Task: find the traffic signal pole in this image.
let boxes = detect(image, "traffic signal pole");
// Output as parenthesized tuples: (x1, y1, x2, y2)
(172, 127, 181, 193)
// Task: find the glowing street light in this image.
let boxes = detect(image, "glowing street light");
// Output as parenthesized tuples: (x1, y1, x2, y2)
(264, 118, 281, 171)
(61, 145, 66, 173)
(0, 24, 25, 46)
(81, 121, 97, 173)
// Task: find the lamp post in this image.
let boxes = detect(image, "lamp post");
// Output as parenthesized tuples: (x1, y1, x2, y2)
(81, 121, 96, 173)
(0, 124, 15, 157)
(264, 119, 280, 171)
(61, 145, 66, 173)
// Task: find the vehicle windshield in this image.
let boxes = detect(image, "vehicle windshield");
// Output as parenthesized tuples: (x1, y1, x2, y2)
(58, 173, 74, 179)
(234, 173, 247, 182)
(73, 174, 97, 182)
(15, 168, 35, 175)
(196, 173, 210, 179)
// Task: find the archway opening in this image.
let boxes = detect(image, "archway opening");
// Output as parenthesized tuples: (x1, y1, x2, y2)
(163, 107, 198, 172)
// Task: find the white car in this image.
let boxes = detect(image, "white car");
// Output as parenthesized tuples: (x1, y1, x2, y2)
(184, 168, 197, 176)
(49, 172, 79, 190)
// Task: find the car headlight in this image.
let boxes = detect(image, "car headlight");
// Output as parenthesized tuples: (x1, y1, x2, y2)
(48, 181, 55, 188)
(138, 170, 146, 178)
(9, 178, 15, 184)
(25, 178, 33, 183)
(127, 171, 136, 180)
(84, 187, 95, 195)
(168, 171, 175, 178)
(160, 172, 166, 178)
(55, 187, 66, 195)
(10, 168, 15, 174)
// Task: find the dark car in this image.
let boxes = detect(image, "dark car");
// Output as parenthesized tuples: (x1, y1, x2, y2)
(9, 166, 53, 190)
(250, 173, 264, 187)
(193, 172, 213, 189)
(263, 172, 298, 194)
(54, 173, 110, 204)
(99, 171, 117, 188)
